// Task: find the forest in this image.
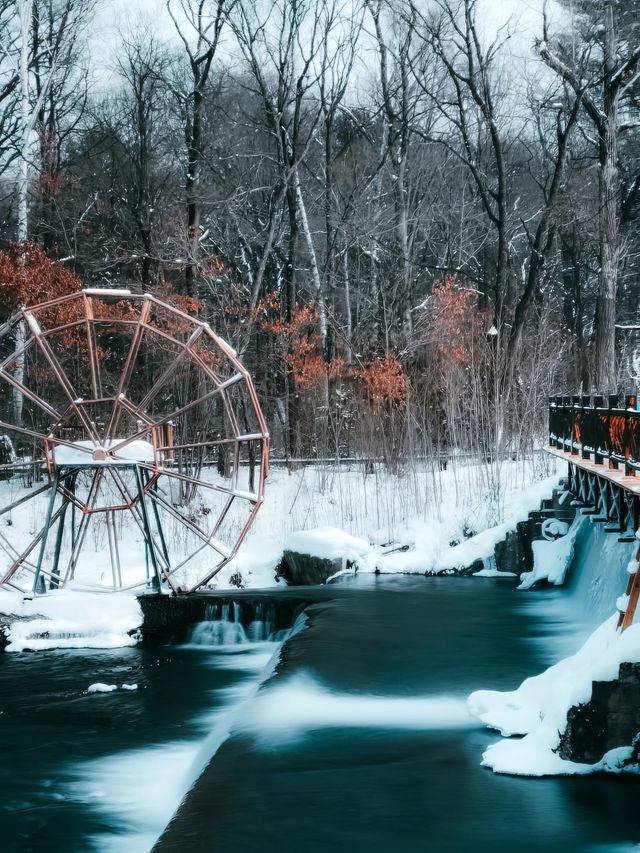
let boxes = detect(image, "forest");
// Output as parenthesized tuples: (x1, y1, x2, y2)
(0, 0, 639, 466)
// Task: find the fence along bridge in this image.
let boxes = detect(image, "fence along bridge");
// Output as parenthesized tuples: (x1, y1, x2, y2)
(548, 395, 640, 630)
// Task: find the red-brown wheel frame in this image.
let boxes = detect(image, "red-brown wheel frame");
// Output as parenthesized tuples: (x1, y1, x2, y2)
(0, 289, 269, 594)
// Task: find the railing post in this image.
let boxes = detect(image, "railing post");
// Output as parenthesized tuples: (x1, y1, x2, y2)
(624, 395, 636, 476)
(580, 395, 591, 460)
(571, 395, 580, 455)
(608, 394, 619, 470)
(593, 395, 604, 464)
(626, 394, 639, 477)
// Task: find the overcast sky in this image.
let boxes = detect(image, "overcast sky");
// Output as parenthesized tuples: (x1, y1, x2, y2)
(91, 0, 566, 73)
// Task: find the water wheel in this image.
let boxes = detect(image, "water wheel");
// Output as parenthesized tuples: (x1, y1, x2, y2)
(0, 289, 269, 594)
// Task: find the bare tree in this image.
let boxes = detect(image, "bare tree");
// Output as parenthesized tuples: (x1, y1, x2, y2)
(411, 0, 512, 322)
(0, 0, 20, 176)
(30, 0, 97, 250)
(116, 31, 171, 284)
(230, 0, 328, 454)
(538, 0, 640, 390)
(167, 0, 234, 295)
(366, 0, 423, 336)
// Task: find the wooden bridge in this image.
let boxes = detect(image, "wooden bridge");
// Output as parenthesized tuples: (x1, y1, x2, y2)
(548, 395, 640, 629)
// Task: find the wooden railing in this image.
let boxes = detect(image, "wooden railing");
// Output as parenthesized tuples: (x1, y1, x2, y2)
(549, 394, 640, 472)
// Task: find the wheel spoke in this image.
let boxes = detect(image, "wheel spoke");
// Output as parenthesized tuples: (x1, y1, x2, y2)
(138, 461, 256, 501)
(0, 479, 54, 516)
(26, 309, 100, 443)
(145, 489, 230, 559)
(111, 379, 242, 459)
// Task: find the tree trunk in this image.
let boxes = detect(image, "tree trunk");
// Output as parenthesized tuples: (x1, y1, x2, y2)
(14, 0, 33, 427)
(185, 89, 203, 296)
(594, 121, 620, 392)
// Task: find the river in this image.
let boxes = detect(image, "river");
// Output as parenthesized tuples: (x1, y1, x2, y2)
(1, 569, 639, 852)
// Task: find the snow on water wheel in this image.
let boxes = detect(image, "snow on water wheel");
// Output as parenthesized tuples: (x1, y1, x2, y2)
(0, 289, 269, 594)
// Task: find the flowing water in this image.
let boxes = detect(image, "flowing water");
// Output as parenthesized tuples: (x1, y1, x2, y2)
(2, 520, 640, 852)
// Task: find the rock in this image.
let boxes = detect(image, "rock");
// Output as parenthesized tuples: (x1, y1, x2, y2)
(0, 616, 9, 651)
(558, 662, 640, 763)
(279, 527, 374, 585)
(279, 550, 346, 585)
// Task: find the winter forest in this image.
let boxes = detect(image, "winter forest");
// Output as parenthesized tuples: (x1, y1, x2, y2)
(1, 0, 639, 470)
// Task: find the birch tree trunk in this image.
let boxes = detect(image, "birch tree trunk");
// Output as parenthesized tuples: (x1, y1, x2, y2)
(17, 0, 32, 243)
(14, 0, 33, 426)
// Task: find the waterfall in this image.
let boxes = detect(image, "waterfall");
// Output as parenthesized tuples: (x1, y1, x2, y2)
(186, 600, 285, 647)
(563, 514, 634, 628)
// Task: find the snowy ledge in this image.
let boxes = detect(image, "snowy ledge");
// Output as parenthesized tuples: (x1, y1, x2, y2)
(0, 589, 142, 652)
(468, 615, 640, 776)
(277, 475, 563, 582)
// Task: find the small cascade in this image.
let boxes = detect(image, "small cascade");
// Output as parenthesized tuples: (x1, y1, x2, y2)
(186, 600, 282, 647)
(482, 553, 497, 572)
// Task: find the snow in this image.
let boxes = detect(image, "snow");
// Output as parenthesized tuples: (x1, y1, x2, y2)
(473, 568, 517, 578)
(83, 288, 132, 297)
(0, 454, 560, 595)
(617, 594, 630, 612)
(0, 588, 25, 615)
(518, 516, 579, 589)
(540, 518, 570, 538)
(3, 590, 142, 652)
(87, 682, 138, 693)
(468, 615, 640, 776)
(284, 527, 377, 571)
(375, 473, 560, 576)
(52, 439, 155, 465)
(220, 461, 560, 586)
(88, 683, 118, 693)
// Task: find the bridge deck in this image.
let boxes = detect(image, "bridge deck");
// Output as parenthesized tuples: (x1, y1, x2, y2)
(547, 446, 640, 497)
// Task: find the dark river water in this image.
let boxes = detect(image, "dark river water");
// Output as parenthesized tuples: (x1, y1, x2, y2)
(1, 573, 639, 853)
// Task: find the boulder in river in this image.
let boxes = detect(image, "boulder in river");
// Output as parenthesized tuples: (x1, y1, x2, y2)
(279, 527, 376, 585)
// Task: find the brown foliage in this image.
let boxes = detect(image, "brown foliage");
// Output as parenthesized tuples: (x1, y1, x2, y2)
(425, 275, 482, 366)
(0, 243, 81, 317)
(356, 353, 407, 406)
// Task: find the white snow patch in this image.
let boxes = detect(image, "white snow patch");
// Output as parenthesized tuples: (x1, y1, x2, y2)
(52, 439, 154, 465)
(617, 594, 630, 612)
(540, 518, 570, 538)
(284, 527, 377, 573)
(0, 589, 24, 615)
(3, 590, 142, 652)
(376, 474, 561, 575)
(473, 568, 517, 578)
(88, 683, 118, 693)
(518, 517, 579, 589)
(0, 455, 559, 593)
